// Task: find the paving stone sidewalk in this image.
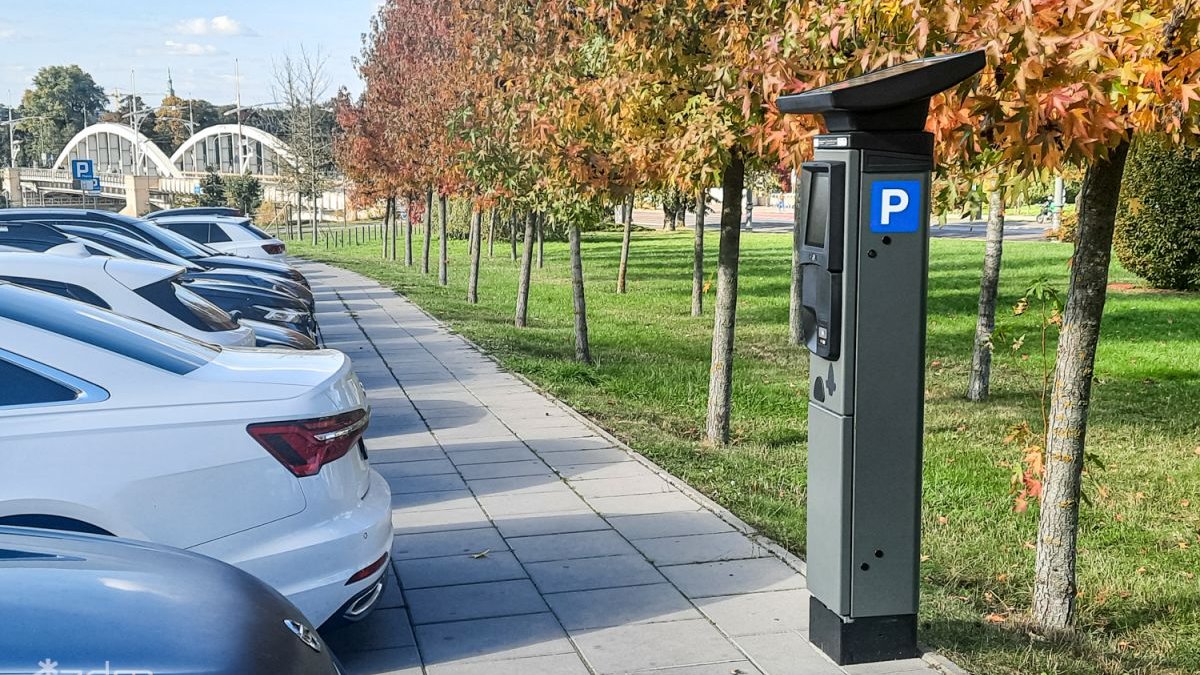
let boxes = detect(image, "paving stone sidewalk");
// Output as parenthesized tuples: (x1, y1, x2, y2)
(304, 261, 950, 675)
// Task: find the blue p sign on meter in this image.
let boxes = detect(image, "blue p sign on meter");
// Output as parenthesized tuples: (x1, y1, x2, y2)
(869, 180, 922, 234)
(71, 159, 95, 180)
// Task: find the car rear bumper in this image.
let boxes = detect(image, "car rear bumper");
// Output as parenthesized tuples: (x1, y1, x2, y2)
(187, 467, 394, 626)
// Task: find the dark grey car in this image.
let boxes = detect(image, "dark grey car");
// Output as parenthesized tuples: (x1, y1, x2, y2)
(0, 527, 342, 675)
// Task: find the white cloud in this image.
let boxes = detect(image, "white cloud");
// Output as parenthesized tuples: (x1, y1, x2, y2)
(173, 16, 254, 37)
(164, 40, 223, 56)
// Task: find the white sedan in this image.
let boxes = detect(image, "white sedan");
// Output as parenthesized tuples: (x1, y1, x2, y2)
(0, 282, 393, 627)
(152, 215, 288, 261)
(0, 247, 256, 348)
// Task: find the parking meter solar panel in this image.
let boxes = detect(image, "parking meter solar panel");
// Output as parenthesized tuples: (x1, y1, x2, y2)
(777, 51, 985, 131)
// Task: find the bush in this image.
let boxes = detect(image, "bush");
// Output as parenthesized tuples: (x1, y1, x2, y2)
(1114, 135, 1200, 290)
(1048, 210, 1078, 242)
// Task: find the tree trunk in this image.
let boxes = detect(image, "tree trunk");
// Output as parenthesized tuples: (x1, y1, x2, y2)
(691, 188, 705, 316)
(536, 215, 544, 269)
(706, 152, 745, 445)
(617, 196, 633, 294)
(382, 197, 392, 260)
(467, 208, 481, 304)
(967, 186, 1006, 401)
(676, 208, 686, 231)
(788, 180, 803, 345)
(403, 197, 412, 266)
(438, 193, 449, 286)
(1033, 139, 1130, 631)
(664, 203, 676, 231)
(569, 223, 592, 364)
(515, 213, 536, 327)
(422, 188, 433, 274)
(311, 193, 319, 246)
(487, 208, 497, 257)
(509, 212, 518, 262)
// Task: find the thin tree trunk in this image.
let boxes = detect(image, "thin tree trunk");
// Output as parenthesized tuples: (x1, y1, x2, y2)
(664, 204, 676, 231)
(536, 216, 544, 269)
(676, 208, 686, 231)
(515, 212, 536, 327)
(422, 188, 433, 274)
(691, 188, 705, 316)
(788, 181, 804, 344)
(1033, 139, 1130, 631)
(467, 208, 481, 304)
(311, 194, 318, 246)
(382, 197, 392, 260)
(438, 193, 449, 286)
(403, 196, 412, 266)
(706, 152, 745, 445)
(569, 223, 591, 364)
(487, 208, 497, 257)
(617, 195, 633, 293)
(967, 186, 1006, 401)
(509, 212, 518, 262)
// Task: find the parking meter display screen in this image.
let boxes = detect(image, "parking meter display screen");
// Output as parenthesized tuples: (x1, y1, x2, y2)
(804, 171, 830, 248)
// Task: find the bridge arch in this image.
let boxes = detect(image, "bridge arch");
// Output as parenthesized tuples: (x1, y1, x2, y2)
(170, 124, 294, 176)
(53, 123, 181, 178)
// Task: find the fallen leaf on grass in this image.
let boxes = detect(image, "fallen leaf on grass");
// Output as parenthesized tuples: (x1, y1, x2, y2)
(937, 515, 949, 526)
(984, 613, 1007, 624)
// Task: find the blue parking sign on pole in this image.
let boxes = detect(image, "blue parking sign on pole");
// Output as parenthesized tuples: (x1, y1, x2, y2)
(71, 159, 95, 180)
(868, 179, 922, 234)
(80, 178, 101, 195)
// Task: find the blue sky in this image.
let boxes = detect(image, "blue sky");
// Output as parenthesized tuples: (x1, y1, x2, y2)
(0, 1, 382, 109)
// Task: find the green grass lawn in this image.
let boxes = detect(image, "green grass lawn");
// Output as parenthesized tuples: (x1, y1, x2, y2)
(291, 228, 1199, 675)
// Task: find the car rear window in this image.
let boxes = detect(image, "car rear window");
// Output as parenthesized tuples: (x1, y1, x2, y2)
(0, 283, 217, 375)
(239, 222, 275, 241)
(0, 276, 112, 309)
(134, 279, 239, 332)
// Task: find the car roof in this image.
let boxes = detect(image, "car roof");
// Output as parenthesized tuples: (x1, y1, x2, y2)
(0, 526, 331, 673)
(153, 214, 252, 225)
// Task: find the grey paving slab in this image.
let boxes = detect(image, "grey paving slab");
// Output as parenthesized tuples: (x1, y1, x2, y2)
(322, 608, 416, 652)
(425, 653, 591, 675)
(387, 473, 468, 495)
(391, 527, 509, 561)
(448, 446, 541, 465)
(541, 448, 637, 468)
(491, 511, 612, 538)
(608, 511, 737, 541)
(695, 589, 811, 636)
(571, 474, 678, 498)
(394, 550, 527, 590)
(456, 459, 551, 480)
(508, 529, 638, 564)
(478, 490, 591, 517)
(841, 659, 934, 674)
(642, 662, 764, 675)
(335, 647, 424, 675)
(406, 579, 547, 624)
(373, 458, 456, 479)
(633, 531, 770, 566)
(544, 582, 701, 630)
(557, 461, 660, 481)
(465, 473, 565, 496)
(587, 491, 703, 517)
(661, 558, 807, 599)
(392, 503, 492, 534)
(734, 632, 844, 675)
(572, 618, 747, 674)
(525, 554, 665, 593)
(525, 436, 614, 452)
(414, 613, 575, 665)
(391, 489, 477, 512)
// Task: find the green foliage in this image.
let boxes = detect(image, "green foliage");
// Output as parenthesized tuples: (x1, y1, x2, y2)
(197, 168, 226, 207)
(1114, 135, 1200, 290)
(224, 172, 264, 216)
(18, 65, 106, 166)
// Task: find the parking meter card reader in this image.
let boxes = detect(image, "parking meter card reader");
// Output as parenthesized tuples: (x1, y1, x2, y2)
(798, 160, 845, 360)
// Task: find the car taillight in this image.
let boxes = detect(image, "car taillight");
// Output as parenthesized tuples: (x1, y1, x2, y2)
(263, 243, 286, 255)
(247, 409, 369, 477)
(346, 552, 389, 585)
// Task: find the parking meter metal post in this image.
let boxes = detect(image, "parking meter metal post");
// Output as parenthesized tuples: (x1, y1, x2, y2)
(776, 51, 985, 665)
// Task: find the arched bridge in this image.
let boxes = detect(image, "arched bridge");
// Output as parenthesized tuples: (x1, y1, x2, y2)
(3, 123, 342, 217)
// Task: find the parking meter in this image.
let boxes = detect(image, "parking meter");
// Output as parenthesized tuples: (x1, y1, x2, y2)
(777, 51, 985, 665)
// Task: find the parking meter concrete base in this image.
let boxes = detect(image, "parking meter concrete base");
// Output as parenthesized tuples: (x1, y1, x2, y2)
(778, 51, 985, 666)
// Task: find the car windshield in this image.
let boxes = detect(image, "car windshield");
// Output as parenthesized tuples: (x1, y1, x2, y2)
(0, 283, 218, 375)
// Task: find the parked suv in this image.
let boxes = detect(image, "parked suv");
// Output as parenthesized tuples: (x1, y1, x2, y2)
(153, 214, 288, 261)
